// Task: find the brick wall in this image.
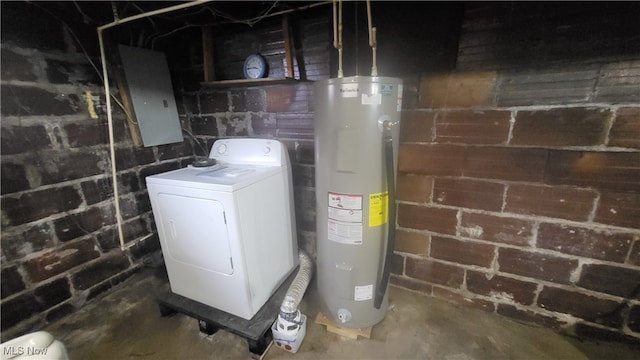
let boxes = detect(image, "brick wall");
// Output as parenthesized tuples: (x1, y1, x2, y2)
(170, 13, 331, 258)
(166, 3, 640, 343)
(456, 3, 640, 71)
(0, 3, 183, 340)
(4, 0, 635, 345)
(392, 4, 640, 342)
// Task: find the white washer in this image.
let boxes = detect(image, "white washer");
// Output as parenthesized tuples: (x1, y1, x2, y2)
(146, 139, 298, 320)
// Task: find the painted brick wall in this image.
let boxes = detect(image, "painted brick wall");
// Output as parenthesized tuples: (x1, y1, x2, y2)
(171, 14, 331, 259)
(392, 4, 640, 342)
(0, 4, 182, 340)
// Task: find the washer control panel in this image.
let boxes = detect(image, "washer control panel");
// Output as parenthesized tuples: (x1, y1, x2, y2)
(210, 139, 287, 166)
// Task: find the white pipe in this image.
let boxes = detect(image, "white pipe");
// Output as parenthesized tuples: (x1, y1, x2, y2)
(366, 0, 373, 46)
(97, 0, 213, 250)
(366, 0, 377, 76)
(262, 1, 332, 24)
(333, 0, 338, 49)
(371, 27, 377, 77)
(333, 0, 343, 78)
(339, 0, 343, 78)
(97, 28, 126, 251)
(97, 1, 212, 31)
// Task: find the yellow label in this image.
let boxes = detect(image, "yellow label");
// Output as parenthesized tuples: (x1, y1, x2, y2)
(369, 192, 388, 227)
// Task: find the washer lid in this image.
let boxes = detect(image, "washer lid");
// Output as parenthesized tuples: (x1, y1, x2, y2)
(145, 164, 281, 191)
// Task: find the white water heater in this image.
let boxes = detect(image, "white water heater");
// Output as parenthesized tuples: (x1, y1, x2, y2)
(314, 76, 403, 328)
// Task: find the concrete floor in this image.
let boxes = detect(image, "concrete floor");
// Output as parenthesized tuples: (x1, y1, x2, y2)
(43, 267, 639, 360)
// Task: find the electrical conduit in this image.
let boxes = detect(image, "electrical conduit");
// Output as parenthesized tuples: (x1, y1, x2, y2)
(97, 0, 213, 250)
(375, 121, 397, 309)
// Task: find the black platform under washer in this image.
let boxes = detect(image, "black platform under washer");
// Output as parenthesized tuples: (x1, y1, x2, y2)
(157, 269, 296, 358)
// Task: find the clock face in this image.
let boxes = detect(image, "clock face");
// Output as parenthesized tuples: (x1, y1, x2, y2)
(243, 54, 266, 79)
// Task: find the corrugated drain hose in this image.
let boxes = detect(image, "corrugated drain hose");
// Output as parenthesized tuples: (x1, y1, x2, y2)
(280, 250, 313, 320)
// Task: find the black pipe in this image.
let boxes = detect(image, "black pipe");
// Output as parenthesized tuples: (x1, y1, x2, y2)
(375, 123, 396, 309)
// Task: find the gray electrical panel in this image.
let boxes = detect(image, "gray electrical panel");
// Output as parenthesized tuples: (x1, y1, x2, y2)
(119, 45, 183, 147)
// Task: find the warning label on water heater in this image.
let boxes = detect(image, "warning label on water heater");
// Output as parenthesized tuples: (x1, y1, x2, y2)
(327, 192, 363, 245)
(369, 192, 388, 227)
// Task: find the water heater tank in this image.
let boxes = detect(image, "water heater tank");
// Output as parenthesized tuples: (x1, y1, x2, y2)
(314, 76, 403, 328)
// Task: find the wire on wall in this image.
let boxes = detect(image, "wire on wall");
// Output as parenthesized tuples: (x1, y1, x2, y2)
(98, 0, 214, 251)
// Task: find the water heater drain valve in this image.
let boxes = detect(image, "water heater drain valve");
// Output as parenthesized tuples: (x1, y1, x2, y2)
(337, 308, 352, 323)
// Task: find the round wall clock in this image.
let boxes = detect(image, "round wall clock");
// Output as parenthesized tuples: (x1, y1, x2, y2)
(243, 54, 267, 79)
